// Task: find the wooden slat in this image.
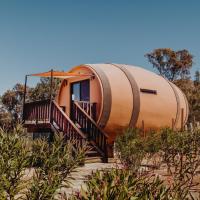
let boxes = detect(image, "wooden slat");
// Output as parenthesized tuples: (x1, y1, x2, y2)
(73, 102, 108, 158)
(23, 99, 87, 149)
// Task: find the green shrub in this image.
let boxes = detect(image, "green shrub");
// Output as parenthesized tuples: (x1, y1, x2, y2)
(115, 127, 200, 199)
(159, 128, 200, 199)
(71, 168, 170, 200)
(115, 128, 145, 172)
(0, 129, 30, 199)
(25, 133, 87, 200)
(0, 126, 87, 200)
(115, 128, 162, 171)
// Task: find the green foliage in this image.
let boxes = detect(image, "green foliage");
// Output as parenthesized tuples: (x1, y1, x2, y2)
(174, 78, 200, 122)
(25, 133, 86, 200)
(145, 48, 193, 81)
(0, 83, 25, 128)
(115, 128, 145, 172)
(0, 78, 61, 130)
(0, 127, 86, 200)
(0, 129, 30, 200)
(159, 129, 200, 199)
(115, 128, 200, 200)
(115, 128, 161, 171)
(71, 168, 170, 200)
(0, 105, 12, 130)
(29, 77, 61, 101)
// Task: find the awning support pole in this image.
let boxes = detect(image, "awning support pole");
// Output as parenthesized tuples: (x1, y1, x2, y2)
(50, 69, 53, 102)
(22, 75, 28, 121)
(49, 69, 53, 123)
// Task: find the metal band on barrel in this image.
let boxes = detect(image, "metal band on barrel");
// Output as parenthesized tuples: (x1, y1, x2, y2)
(87, 64, 112, 128)
(111, 64, 140, 127)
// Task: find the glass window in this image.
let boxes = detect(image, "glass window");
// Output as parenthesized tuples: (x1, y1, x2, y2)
(72, 82, 80, 101)
(81, 80, 90, 101)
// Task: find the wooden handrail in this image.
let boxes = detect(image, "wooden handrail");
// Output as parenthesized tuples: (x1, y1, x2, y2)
(23, 99, 51, 122)
(23, 99, 50, 105)
(74, 102, 109, 138)
(23, 99, 87, 147)
(23, 99, 108, 159)
(73, 102, 108, 158)
(51, 100, 86, 139)
(75, 100, 97, 121)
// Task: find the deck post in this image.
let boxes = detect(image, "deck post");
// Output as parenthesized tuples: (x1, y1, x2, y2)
(22, 75, 28, 121)
(142, 120, 145, 137)
(172, 118, 175, 131)
(49, 69, 53, 123)
(181, 108, 184, 131)
(50, 69, 53, 102)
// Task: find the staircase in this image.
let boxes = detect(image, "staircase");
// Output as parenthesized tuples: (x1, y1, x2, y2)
(23, 99, 108, 163)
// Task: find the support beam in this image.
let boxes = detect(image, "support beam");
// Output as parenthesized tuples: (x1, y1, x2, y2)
(49, 69, 54, 123)
(22, 75, 28, 121)
(50, 69, 54, 101)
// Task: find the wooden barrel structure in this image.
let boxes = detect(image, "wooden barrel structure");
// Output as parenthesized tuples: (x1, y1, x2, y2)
(57, 63, 189, 143)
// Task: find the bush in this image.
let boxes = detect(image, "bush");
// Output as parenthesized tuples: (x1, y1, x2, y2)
(115, 128, 161, 171)
(159, 128, 200, 199)
(0, 128, 30, 199)
(0, 127, 87, 200)
(71, 168, 171, 200)
(25, 133, 87, 200)
(115, 127, 200, 199)
(115, 128, 145, 172)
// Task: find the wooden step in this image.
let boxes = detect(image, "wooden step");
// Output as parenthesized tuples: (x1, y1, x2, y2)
(85, 156, 103, 163)
(86, 150, 100, 157)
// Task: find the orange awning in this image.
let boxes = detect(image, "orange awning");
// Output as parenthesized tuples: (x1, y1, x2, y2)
(30, 71, 92, 79)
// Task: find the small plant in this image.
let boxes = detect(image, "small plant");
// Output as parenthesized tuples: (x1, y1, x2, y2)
(71, 168, 171, 200)
(160, 128, 200, 199)
(25, 133, 87, 200)
(0, 128, 30, 200)
(115, 128, 145, 172)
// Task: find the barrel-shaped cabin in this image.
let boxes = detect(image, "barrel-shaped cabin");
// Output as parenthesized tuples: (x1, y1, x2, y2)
(23, 63, 189, 161)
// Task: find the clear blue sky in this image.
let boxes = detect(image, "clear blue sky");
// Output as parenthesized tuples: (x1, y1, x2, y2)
(0, 0, 199, 94)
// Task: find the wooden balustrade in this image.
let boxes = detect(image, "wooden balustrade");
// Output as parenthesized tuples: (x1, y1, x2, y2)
(23, 99, 50, 122)
(23, 99, 107, 159)
(23, 99, 87, 148)
(51, 100, 87, 147)
(75, 100, 96, 121)
(73, 102, 108, 158)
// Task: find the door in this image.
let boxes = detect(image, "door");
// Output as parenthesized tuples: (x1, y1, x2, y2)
(70, 80, 90, 118)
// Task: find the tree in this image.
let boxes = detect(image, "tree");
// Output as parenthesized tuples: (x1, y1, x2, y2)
(29, 78, 61, 102)
(145, 48, 193, 81)
(194, 70, 200, 85)
(0, 78, 61, 129)
(0, 105, 12, 130)
(174, 79, 200, 121)
(1, 83, 25, 125)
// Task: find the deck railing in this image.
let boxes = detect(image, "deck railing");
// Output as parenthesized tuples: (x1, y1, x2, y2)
(72, 101, 108, 159)
(23, 99, 50, 122)
(51, 100, 87, 147)
(23, 99, 87, 147)
(75, 100, 97, 121)
(23, 99, 107, 159)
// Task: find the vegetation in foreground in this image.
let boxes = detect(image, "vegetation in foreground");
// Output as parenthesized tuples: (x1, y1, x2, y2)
(72, 127, 200, 200)
(0, 125, 86, 200)
(1, 125, 200, 199)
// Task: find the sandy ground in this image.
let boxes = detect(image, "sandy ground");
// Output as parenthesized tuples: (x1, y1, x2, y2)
(58, 163, 118, 198)
(20, 159, 200, 199)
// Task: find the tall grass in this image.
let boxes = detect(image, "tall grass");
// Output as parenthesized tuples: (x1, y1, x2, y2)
(72, 128, 200, 200)
(0, 126, 86, 200)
